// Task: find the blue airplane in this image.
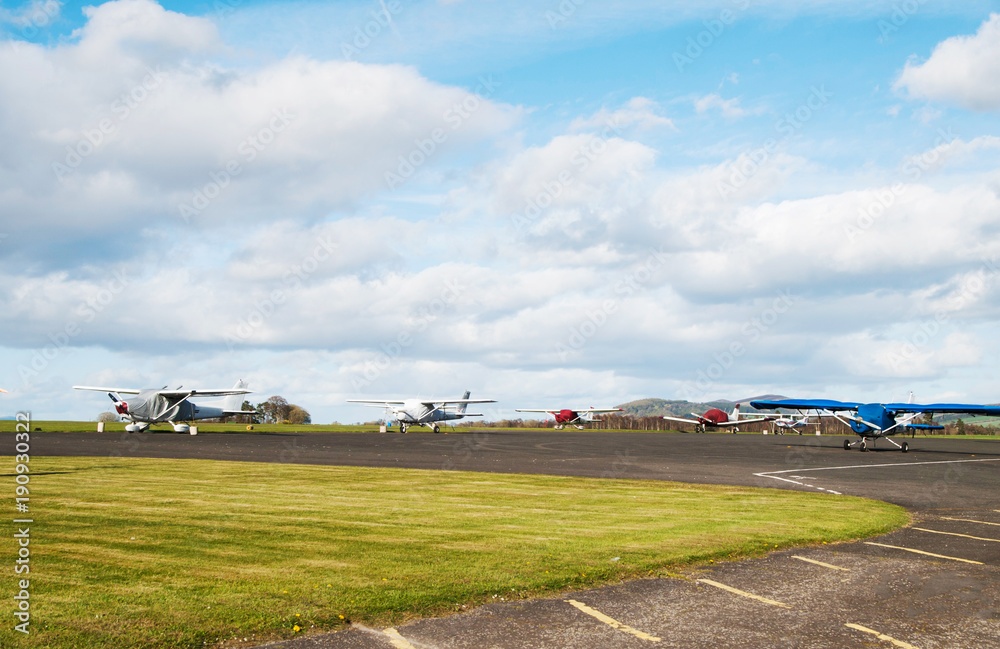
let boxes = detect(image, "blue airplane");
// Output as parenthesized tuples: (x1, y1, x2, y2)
(749, 397, 1000, 452)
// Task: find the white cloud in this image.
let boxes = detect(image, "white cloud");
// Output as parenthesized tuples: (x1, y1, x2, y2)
(693, 93, 748, 119)
(569, 97, 675, 133)
(894, 13, 1000, 111)
(0, 0, 517, 259)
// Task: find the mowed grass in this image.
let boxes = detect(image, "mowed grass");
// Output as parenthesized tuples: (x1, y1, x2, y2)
(2, 457, 908, 649)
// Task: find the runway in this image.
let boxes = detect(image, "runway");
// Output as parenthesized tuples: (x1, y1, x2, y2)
(24, 429, 1000, 648)
(30, 428, 1000, 510)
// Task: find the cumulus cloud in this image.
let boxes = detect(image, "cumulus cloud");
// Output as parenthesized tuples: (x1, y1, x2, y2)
(0, 0, 516, 267)
(569, 97, 675, 133)
(894, 13, 1000, 111)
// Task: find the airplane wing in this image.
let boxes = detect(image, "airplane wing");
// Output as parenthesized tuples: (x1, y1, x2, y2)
(662, 415, 702, 425)
(750, 399, 862, 412)
(157, 389, 251, 398)
(346, 400, 406, 405)
(883, 403, 1000, 416)
(580, 408, 623, 414)
(514, 409, 559, 414)
(73, 385, 143, 394)
(426, 399, 496, 405)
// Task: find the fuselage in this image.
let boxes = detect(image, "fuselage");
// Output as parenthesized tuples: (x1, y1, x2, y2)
(117, 390, 228, 424)
(392, 400, 466, 424)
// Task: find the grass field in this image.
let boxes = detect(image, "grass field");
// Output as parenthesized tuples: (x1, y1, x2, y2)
(0, 457, 908, 649)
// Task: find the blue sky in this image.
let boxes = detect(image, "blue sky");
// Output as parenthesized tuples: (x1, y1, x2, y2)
(2, 0, 1000, 423)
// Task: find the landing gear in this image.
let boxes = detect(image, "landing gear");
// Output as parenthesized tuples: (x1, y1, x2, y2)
(901, 441, 908, 453)
(399, 424, 408, 434)
(732, 427, 739, 434)
(860, 439, 867, 452)
(844, 439, 850, 450)
(432, 425, 440, 434)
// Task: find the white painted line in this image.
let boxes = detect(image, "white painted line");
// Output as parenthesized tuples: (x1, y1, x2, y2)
(791, 555, 850, 571)
(940, 516, 1000, 527)
(864, 541, 984, 565)
(914, 527, 1000, 543)
(565, 599, 661, 642)
(754, 458, 1000, 494)
(383, 628, 417, 649)
(696, 579, 792, 608)
(845, 622, 919, 649)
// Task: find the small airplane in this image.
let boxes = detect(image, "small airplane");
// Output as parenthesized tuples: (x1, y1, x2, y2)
(513, 407, 623, 429)
(73, 380, 254, 433)
(347, 391, 495, 433)
(749, 397, 995, 452)
(663, 403, 777, 433)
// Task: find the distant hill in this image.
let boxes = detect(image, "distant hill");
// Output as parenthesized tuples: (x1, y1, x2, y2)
(616, 396, 789, 418)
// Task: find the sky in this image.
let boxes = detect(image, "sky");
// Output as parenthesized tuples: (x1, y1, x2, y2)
(2, 0, 1000, 424)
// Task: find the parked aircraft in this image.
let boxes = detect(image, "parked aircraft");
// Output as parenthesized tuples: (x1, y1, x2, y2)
(73, 380, 253, 433)
(750, 397, 991, 452)
(347, 391, 495, 433)
(663, 403, 777, 433)
(514, 407, 622, 429)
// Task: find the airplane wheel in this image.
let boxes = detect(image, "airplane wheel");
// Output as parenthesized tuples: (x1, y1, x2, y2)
(400, 425, 407, 434)
(843, 440, 850, 450)
(433, 425, 440, 434)
(901, 442, 908, 453)
(860, 440, 867, 452)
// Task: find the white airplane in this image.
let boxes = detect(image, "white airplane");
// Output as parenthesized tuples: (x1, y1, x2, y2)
(771, 413, 824, 435)
(513, 407, 622, 429)
(73, 379, 254, 434)
(347, 391, 495, 433)
(663, 403, 777, 433)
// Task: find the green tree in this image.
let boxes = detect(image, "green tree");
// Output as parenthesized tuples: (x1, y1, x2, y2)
(286, 405, 311, 425)
(955, 418, 966, 435)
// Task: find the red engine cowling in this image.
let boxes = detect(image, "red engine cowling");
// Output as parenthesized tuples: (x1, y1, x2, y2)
(702, 408, 728, 424)
(115, 401, 129, 415)
(554, 409, 577, 424)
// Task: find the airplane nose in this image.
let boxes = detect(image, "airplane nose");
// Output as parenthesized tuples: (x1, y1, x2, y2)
(115, 402, 129, 415)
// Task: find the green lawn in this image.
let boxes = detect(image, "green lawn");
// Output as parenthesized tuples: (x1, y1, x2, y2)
(0, 457, 908, 649)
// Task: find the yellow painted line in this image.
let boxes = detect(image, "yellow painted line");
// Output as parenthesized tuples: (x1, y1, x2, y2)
(914, 527, 1000, 543)
(383, 628, 417, 649)
(564, 599, 661, 642)
(696, 579, 791, 608)
(845, 622, 919, 648)
(864, 542, 983, 565)
(791, 555, 850, 571)
(940, 516, 1000, 527)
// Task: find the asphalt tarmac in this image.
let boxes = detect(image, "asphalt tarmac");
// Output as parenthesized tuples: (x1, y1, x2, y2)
(24, 429, 1000, 648)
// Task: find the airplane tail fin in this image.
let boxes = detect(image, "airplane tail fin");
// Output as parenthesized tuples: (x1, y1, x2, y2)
(732, 402, 741, 421)
(225, 379, 248, 413)
(458, 390, 471, 414)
